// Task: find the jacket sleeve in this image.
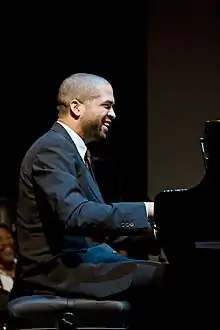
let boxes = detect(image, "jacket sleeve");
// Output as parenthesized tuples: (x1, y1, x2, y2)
(32, 142, 149, 236)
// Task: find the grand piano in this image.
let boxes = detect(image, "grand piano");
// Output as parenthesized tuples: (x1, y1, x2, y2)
(154, 119, 220, 265)
(153, 119, 220, 322)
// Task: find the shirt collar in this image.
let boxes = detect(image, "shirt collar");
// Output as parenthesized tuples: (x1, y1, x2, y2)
(57, 121, 87, 161)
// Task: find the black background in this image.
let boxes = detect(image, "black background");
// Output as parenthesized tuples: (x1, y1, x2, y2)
(0, 3, 150, 204)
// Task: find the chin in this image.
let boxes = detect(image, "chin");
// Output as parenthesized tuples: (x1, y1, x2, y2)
(95, 131, 107, 141)
(101, 128, 108, 138)
(89, 130, 107, 143)
(102, 131, 107, 138)
(100, 133, 107, 140)
(2, 259, 14, 268)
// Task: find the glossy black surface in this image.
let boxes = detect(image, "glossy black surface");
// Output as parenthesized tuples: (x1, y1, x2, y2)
(154, 119, 220, 264)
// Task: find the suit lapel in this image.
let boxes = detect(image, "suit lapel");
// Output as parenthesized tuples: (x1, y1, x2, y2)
(51, 122, 104, 203)
(84, 170, 105, 203)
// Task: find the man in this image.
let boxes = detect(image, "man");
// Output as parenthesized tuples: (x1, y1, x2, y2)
(12, 73, 176, 323)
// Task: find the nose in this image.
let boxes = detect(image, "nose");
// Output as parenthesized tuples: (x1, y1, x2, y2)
(108, 107, 116, 120)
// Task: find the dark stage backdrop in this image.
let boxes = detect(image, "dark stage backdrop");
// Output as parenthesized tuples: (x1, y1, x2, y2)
(2, 2, 218, 206)
(147, 0, 220, 199)
(0, 4, 148, 205)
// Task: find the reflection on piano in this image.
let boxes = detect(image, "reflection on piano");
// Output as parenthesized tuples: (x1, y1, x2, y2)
(154, 119, 220, 265)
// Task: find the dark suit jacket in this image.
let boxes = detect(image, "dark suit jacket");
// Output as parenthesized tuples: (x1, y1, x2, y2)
(14, 122, 149, 298)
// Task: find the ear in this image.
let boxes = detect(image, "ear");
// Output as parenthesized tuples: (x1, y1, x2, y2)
(70, 99, 83, 118)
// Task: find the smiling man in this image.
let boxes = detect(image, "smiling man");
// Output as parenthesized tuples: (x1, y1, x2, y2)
(12, 73, 175, 324)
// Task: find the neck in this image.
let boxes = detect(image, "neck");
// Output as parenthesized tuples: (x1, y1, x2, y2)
(58, 117, 85, 140)
(58, 117, 94, 144)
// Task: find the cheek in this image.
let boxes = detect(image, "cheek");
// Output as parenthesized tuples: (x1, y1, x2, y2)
(84, 107, 106, 126)
(90, 112, 104, 124)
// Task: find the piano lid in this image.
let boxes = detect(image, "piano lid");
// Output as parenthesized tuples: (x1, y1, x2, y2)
(204, 119, 220, 137)
(200, 119, 220, 170)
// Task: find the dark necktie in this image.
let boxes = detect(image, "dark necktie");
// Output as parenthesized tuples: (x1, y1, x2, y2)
(84, 150, 96, 181)
(84, 150, 91, 170)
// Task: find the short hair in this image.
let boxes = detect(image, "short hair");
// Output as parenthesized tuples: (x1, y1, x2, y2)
(57, 73, 111, 115)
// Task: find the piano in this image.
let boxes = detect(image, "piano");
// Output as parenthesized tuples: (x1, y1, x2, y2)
(153, 119, 220, 265)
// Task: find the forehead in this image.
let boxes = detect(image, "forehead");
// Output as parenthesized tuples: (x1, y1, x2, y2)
(95, 84, 115, 104)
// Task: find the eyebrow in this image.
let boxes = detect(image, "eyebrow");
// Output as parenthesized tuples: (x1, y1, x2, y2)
(101, 100, 115, 106)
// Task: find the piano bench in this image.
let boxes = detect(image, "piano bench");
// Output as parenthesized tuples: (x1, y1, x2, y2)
(7, 295, 131, 330)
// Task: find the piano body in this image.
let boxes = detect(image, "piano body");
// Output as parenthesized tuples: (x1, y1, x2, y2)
(154, 119, 220, 265)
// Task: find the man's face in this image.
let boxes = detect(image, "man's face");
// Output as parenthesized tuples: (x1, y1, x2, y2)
(80, 83, 116, 142)
(0, 227, 14, 265)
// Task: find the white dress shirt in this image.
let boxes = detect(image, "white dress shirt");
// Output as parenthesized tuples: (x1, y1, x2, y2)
(57, 121, 149, 218)
(58, 121, 87, 162)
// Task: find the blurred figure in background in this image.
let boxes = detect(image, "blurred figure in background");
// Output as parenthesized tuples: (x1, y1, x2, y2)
(0, 201, 16, 326)
(0, 224, 15, 303)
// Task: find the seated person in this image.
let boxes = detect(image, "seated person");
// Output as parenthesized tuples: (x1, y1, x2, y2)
(0, 224, 15, 325)
(11, 73, 178, 325)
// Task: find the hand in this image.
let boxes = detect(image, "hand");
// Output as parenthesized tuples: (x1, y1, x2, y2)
(142, 226, 156, 241)
(128, 230, 161, 256)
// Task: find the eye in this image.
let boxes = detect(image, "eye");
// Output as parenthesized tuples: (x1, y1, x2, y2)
(103, 104, 112, 110)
